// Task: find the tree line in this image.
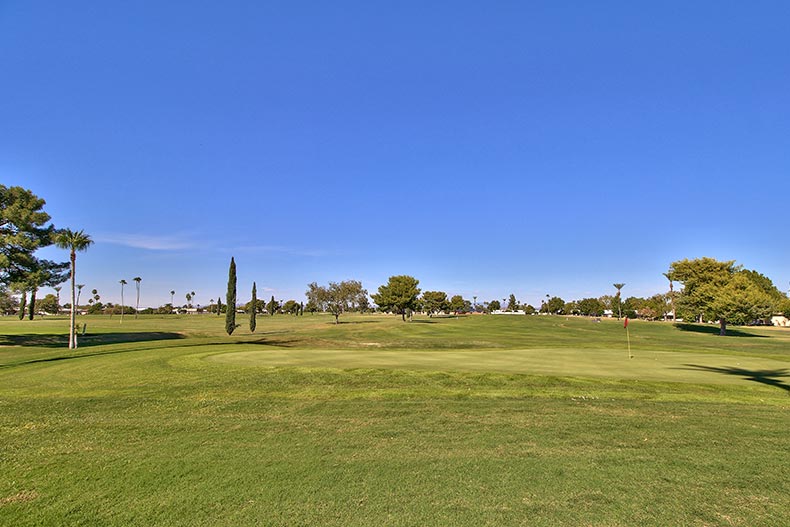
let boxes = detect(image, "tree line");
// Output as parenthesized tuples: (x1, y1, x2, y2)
(4, 185, 789, 341)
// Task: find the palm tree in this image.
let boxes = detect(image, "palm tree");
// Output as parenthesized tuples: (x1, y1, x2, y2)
(185, 292, 192, 309)
(613, 283, 625, 320)
(76, 284, 85, 310)
(190, 291, 196, 309)
(133, 277, 142, 319)
(54, 229, 93, 349)
(662, 272, 675, 322)
(170, 290, 175, 307)
(119, 279, 127, 323)
(54, 286, 62, 314)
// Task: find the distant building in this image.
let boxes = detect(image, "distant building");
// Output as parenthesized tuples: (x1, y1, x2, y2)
(771, 314, 789, 327)
(492, 310, 525, 315)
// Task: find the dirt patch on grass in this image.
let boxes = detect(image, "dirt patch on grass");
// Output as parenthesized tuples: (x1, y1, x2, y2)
(0, 490, 39, 506)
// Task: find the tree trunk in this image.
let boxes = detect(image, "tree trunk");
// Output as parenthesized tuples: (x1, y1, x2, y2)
(69, 252, 76, 349)
(719, 318, 727, 336)
(334, 313, 339, 324)
(401, 310, 406, 322)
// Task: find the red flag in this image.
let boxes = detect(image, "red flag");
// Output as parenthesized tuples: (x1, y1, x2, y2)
(624, 317, 629, 328)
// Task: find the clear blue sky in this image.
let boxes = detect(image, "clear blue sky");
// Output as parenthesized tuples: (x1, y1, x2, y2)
(2, 1, 789, 307)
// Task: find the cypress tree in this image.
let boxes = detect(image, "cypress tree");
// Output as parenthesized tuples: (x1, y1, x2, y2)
(216, 296, 222, 316)
(269, 295, 276, 316)
(225, 257, 237, 335)
(250, 282, 257, 333)
(300, 301, 304, 316)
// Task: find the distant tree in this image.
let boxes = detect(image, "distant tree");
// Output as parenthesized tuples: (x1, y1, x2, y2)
(613, 283, 625, 320)
(54, 229, 93, 348)
(216, 295, 222, 316)
(523, 304, 536, 315)
(305, 280, 368, 324)
(305, 300, 318, 314)
(53, 285, 62, 313)
(421, 291, 449, 316)
(119, 279, 127, 323)
(133, 277, 142, 319)
(577, 297, 605, 317)
(282, 299, 300, 315)
(546, 296, 565, 315)
(33, 293, 58, 314)
(22, 259, 67, 320)
(662, 272, 676, 322)
(371, 275, 421, 322)
(76, 284, 85, 309)
(507, 294, 518, 312)
(185, 292, 192, 308)
(225, 257, 237, 335)
(300, 301, 304, 316)
(669, 257, 778, 335)
(170, 290, 175, 306)
(488, 299, 501, 312)
(267, 295, 279, 316)
(449, 294, 466, 313)
(0, 286, 18, 315)
(249, 282, 257, 333)
(190, 291, 196, 308)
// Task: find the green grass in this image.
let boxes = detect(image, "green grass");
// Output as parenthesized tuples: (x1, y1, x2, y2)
(1, 313, 789, 526)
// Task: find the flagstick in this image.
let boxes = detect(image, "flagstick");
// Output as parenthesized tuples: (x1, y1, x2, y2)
(626, 325, 632, 359)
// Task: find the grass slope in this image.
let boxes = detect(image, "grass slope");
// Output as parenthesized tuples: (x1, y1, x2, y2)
(1, 314, 788, 526)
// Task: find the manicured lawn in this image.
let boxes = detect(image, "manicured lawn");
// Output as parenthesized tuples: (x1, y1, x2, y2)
(1, 314, 788, 526)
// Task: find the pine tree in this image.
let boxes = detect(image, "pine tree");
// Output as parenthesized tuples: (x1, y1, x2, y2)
(225, 257, 237, 335)
(250, 282, 257, 333)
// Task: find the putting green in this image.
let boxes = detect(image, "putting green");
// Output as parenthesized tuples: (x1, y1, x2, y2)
(207, 347, 790, 387)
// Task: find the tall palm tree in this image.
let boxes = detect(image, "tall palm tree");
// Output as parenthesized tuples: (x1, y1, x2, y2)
(54, 286, 62, 314)
(76, 284, 85, 309)
(119, 279, 127, 323)
(133, 277, 142, 319)
(662, 272, 675, 322)
(170, 290, 175, 306)
(190, 291, 196, 309)
(54, 229, 93, 349)
(185, 292, 192, 309)
(613, 283, 625, 320)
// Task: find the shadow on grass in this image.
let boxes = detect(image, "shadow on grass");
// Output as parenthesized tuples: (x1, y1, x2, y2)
(673, 323, 767, 338)
(410, 320, 438, 324)
(0, 332, 186, 369)
(0, 332, 184, 348)
(681, 364, 790, 393)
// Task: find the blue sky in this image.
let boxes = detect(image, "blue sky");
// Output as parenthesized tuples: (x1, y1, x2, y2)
(2, 1, 789, 307)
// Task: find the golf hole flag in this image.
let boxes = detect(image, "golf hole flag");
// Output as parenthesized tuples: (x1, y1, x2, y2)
(624, 317, 632, 358)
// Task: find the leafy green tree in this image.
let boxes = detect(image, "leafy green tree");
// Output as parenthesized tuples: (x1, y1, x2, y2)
(0, 185, 57, 286)
(249, 282, 257, 333)
(55, 229, 93, 349)
(35, 293, 59, 314)
(225, 257, 237, 335)
(546, 296, 565, 315)
(282, 299, 300, 315)
(507, 294, 518, 311)
(267, 295, 279, 315)
(523, 304, 536, 315)
(449, 294, 466, 313)
(421, 291, 449, 316)
(371, 275, 421, 321)
(669, 257, 778, 335)
(0, 285, 19, 315)
(305, 280, 368, 324)
(488, 299, 501, 312)
(577, 298, 605, 316)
